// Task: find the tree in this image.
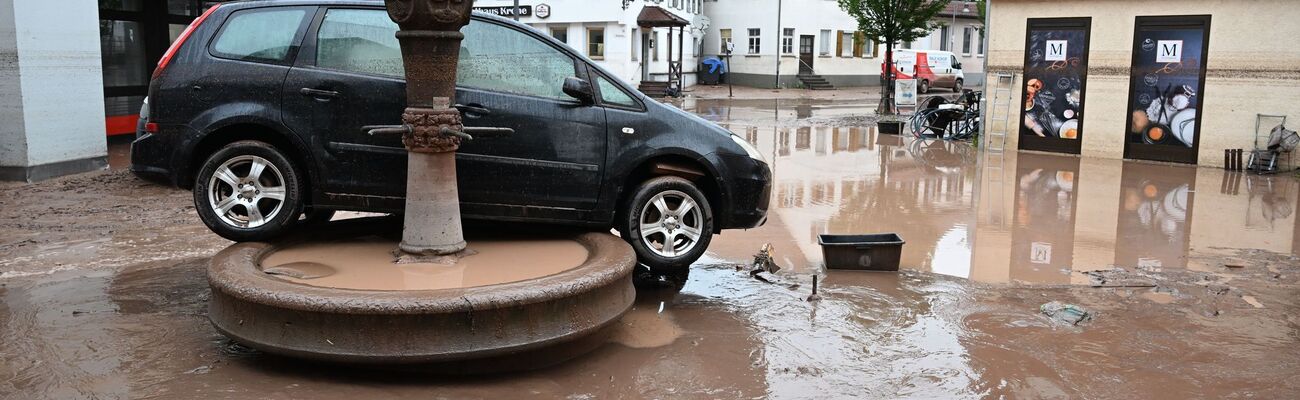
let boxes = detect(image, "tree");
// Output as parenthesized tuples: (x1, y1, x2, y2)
(837, 0, 950, 115)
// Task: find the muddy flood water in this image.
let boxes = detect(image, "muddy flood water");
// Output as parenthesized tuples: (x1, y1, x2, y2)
(2, 96, 1299, 399)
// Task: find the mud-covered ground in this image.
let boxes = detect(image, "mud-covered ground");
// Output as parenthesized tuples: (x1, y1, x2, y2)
(2, 96, 1298, 399)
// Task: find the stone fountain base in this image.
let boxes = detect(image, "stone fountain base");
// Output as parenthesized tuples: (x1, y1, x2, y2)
(206, 219, 636, 366)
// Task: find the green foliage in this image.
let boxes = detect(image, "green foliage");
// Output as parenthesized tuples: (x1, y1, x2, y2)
(836, 0, 951, 45)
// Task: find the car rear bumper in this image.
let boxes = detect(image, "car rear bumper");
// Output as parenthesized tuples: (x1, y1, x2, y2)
(130, 131, 179, 186)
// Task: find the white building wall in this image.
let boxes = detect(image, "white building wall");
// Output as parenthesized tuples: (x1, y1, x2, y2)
(702, 0, 984, 88)
(0, 0, 106, 181)
(478, 0, 702, 88)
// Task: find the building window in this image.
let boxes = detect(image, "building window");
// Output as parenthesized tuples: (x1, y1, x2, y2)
(839, 31, 853, 57)
(819, 29, 830, 55)
(977, 30, 985, 56)
(631, 28, 638, 60)
(855, 33, 873, 57)
(939, 25, 950, 51)
(587, 27, 604, 59)
(720, 28, 732, 54)
(747, 28, 760, 54)
(551, 27, 568, 45)
(652, 31, 659, 61)
(962, 27, 973, 55)
(781, 28, 794, 54)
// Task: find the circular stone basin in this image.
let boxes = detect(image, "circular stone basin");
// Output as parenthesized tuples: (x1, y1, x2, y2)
(207, 220, 636, 365)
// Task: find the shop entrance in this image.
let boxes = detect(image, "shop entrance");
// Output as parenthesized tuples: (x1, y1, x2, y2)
(1122, 15, 1212, 165)
(98, 1, 219, 136)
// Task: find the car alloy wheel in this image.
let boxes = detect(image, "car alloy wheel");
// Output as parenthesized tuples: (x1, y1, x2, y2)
(637, 189, 704, 258)
(207, 155, 287, 229)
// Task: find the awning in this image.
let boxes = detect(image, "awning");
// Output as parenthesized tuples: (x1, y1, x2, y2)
(637, 6, 688, 28)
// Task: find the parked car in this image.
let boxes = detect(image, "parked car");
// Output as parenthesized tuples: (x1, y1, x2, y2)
(883, 49, 965, 94)
(130, 0, 771, 272)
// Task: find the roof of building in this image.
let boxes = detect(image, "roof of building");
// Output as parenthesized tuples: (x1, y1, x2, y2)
(637, 5, 689, 27)
(937, 1, 981, 20)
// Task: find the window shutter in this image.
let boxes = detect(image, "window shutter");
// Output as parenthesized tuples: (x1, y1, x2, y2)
(853, 31, 864, 57)
(835, 30, 843, 57)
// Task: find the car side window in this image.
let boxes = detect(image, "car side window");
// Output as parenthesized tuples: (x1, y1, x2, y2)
(315, 9, 403, 77)
(211, 8, 308, 63)
(457, 22, 576, 100)
(594, 74, 637, 108)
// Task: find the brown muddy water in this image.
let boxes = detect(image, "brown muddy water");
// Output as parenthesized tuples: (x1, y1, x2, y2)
(261, 237, 587, 290)
(1, 97, 1298, 399)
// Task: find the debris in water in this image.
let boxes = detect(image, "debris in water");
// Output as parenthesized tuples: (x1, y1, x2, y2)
(1241, 295, 1265, 309)
(806, 275, 822, 302)
(1224, 264, 1245, 269)
(1041, 301, 1092, 326)
(752, 243, 781, 274)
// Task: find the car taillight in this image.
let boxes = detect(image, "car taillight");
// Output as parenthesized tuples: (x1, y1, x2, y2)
(145, 122, 159, 133)
(152, 3, 221, 80)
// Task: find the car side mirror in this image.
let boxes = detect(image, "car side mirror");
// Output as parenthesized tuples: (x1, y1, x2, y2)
(563, 77, 594, 104)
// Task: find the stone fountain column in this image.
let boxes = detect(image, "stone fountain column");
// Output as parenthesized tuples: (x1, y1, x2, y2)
(384, 0, 474, 255)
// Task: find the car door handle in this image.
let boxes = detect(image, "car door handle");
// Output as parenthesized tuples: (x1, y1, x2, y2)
(299, 88, 339, 100)
(453, 103, 491, 117)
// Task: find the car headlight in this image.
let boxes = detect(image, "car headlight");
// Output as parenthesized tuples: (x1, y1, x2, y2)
(730, 134, 765, 162)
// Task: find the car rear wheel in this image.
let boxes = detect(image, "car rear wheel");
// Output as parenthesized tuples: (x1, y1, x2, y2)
(194, 141, 303, 242)
(919, 79, 930, 94)
(953, 79, 963, 93)
(620, 176, 713, 273)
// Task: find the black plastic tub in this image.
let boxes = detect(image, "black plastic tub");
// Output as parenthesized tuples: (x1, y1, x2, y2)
(817, 234, 905, 271)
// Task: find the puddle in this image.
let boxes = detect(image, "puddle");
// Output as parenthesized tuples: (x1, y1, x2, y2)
(608, 305, 683, 349)
(260, 237, 588, 291)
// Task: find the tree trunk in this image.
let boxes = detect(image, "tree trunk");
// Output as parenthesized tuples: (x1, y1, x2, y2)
(884, 39, 895, 115)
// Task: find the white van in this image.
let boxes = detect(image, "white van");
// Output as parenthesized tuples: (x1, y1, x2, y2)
(884, 49, 965, 94)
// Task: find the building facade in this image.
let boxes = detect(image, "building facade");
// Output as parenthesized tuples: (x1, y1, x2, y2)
(701, 0, 984, 88)
(986, 0, 1300, 167)
(475, 0, 704, 89)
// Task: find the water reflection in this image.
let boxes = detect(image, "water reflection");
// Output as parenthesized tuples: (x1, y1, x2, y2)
(704, 123, 1300, 284)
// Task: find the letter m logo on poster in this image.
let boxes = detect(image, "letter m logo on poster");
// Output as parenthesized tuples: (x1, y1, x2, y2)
(1156, 40, 1182, 62)
(1045, 40, 1067, 61)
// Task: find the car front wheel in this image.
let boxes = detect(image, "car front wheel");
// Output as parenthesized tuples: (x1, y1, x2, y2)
(193, 141, 303, 242)
(620, 176, 714, 273)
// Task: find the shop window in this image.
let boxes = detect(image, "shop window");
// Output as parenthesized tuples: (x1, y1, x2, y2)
(100, 20, 149, 87)
(781, 28, 794, 54)
(587, 27, 605, 59)
(211, 8, 307, 63)
(747, 28, 760, 54)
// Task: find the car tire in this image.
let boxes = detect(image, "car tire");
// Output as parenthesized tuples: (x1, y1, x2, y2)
(193, 141, 303, 242)
(919, 79, 930, 94)
(953, 79, 963, 93)
(619, 176, 713, 273)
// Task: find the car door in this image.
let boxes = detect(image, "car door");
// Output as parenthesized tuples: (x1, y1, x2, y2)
(282, 7, 408, 199)
(283, 9, 606, 213)
(453, 19, 606, 212)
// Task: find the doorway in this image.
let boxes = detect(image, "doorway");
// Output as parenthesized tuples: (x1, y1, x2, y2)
(798, 35, 815, 74)
(640, 31, 651, 81)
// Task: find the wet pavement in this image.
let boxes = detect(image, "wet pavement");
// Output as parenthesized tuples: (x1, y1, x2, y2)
(3, 96, 1299, 399)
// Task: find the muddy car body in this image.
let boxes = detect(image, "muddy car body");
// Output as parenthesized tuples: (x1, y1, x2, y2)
(130, 0, 771, 271)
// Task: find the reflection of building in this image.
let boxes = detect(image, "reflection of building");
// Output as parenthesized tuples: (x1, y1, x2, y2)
(702, 0, 984, 88)
(986, 0, 1300, 167)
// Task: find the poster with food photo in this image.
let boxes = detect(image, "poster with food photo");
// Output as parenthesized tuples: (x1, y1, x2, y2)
(1020, 25, 1088, 141)
(1126, 24, 1207, 148)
